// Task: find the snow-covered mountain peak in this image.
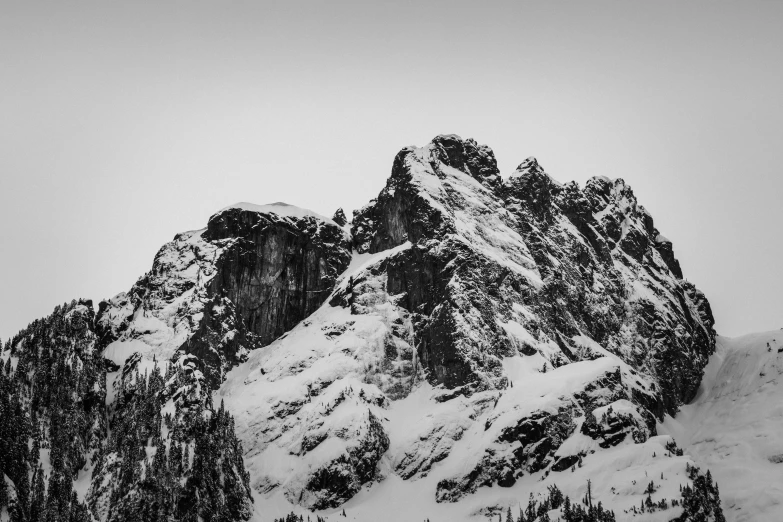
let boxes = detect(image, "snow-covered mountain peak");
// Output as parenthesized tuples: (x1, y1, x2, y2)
(1, 134, 737, 522)
(512, 156, 545, 176)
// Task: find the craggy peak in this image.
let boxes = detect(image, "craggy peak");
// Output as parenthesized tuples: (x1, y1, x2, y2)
(7, 134, 778, 522)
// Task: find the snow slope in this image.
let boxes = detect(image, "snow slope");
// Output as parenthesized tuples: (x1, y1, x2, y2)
(221, 290, 700, 521)
(662, 331, 783, 522)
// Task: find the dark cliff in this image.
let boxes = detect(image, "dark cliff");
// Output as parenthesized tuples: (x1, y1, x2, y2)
(96, 204, 351, 387)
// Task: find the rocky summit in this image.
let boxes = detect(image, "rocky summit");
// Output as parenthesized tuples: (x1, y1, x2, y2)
(5, 134, 758, 522)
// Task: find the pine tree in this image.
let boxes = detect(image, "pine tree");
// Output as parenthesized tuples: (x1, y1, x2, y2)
(30, 465, 46, 522)
(526, 493, 536, 521)
(585, 478, 593, 508)
(562, 496, 572, 522)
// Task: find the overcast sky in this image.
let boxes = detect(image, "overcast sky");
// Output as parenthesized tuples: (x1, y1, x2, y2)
(1, 1, 781, 341)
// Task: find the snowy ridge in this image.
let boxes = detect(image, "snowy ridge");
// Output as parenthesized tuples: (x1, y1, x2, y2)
(96, 227, 227, 404)
(221, 202, 341, 228)
(407, 144, 542, 285)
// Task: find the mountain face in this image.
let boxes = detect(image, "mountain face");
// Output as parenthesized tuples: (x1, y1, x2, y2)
(350, 135, 714, 414)
(1, 135, 732, 522)
(96, 202, 351, 389)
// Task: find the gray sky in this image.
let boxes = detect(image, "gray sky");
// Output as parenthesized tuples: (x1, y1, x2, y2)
(1, 1, 782, 341)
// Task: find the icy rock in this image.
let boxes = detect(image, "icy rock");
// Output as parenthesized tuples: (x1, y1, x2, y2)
(332, 207, 348, 227)
(296, 409, 389, 509)
(581, 399, 655, 449)
(347, 135, 714, 414)
(96, 205, 351, 388)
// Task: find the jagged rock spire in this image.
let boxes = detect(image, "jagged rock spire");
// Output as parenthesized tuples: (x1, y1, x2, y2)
(332, 207, 348, 226)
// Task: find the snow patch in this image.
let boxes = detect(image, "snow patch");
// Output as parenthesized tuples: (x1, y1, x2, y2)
(220, 201, 339, 227)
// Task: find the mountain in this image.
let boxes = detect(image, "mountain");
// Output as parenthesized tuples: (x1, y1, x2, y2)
(1, 134, 755, 522)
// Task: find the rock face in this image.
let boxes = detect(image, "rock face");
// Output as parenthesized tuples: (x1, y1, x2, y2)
(96, 203, 351, 388)
(204, 207, 351, 345)
(349, 136, 714, 414)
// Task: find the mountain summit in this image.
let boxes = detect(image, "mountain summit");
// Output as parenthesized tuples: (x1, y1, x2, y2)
(2, 135, 743, 522)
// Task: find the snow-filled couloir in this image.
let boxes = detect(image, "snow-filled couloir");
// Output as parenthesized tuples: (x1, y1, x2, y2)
(662, 331, 783, 522)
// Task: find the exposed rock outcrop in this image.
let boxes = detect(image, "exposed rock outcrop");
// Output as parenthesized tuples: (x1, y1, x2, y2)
(348, 136, 715, 414)
(96, 204, 351, 387)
